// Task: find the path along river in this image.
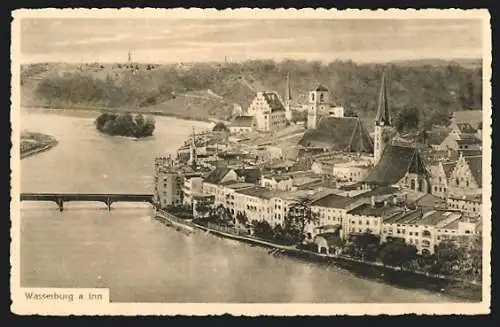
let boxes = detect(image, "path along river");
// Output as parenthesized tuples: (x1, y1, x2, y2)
(19, 109, 461, 303)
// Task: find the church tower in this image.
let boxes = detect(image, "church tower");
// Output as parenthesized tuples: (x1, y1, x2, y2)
(188, 128, 197, 169)
(285, 72, 293, 121)
(373, 73, 393, 165)
(307, 84, 329, 129)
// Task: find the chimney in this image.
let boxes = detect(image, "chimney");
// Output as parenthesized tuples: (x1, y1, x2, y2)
(371, 196, 376, 208)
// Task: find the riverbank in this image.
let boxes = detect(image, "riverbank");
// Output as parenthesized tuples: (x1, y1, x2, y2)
(24, 105, 214, 123)
(156, 211, 481, 302)
(20, 131, 58, 159)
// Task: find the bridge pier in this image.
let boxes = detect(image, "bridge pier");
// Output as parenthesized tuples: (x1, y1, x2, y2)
(105, 197, 113, 211)
(56, 198, 64, 212)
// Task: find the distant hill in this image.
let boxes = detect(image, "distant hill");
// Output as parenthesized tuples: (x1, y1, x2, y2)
(389, 58, 482, 70)
(21, 59, 482, 123)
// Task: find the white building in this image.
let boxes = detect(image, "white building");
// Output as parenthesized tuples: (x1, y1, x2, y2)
(306, 85, 345, 130)
(247, 91, 289, 132)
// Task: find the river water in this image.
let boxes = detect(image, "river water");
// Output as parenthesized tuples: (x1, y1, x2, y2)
(19, 109, 458, 303)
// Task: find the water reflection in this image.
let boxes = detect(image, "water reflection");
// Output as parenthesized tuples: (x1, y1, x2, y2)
(19, 110, 459, 303)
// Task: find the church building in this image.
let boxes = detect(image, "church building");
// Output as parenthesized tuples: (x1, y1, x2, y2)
(298, 84, 373, 154)
(364, 73, 430, 193)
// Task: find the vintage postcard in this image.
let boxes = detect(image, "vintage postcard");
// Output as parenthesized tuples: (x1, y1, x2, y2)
(11, 8, 491, 316)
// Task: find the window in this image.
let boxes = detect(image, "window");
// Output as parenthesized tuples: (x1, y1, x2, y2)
(456, 178, 459, 186)
(415, 232, 419, 236)
(466, 180, 470, 187)
(409, 232, 413, 236)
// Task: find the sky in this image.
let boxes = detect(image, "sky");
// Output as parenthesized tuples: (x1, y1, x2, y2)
(19, 18, 483, 64)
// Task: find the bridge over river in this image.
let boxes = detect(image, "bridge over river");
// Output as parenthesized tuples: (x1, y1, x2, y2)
(20, 193, 155, 211)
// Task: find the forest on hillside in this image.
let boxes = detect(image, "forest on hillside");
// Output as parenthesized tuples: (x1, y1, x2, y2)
(27, 59, 482, 126)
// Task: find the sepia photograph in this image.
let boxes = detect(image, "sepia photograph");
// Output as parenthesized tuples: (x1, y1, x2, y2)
(11, 8, 491, 315)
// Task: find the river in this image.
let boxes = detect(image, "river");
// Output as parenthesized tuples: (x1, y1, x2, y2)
(19, 109, 459, 303)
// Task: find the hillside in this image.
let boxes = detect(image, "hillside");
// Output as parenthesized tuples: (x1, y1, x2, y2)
(21, 59, 482, 123)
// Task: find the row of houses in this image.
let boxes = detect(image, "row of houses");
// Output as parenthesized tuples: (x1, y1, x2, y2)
(172, 164, 481, 255)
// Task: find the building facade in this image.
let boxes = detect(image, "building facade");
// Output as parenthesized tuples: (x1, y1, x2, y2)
(247, 91, 288, 132)
(154, 157, 184, 209)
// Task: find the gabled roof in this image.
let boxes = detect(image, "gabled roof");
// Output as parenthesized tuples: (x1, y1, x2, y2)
(289, 157, 314, 172)
(364, 145, 427, 185)
(464, 155, 482, 186)
(456, 122, 477, 134)
(426, 128, 451, 145)
(203, 167, 232, 184)
(442, 161, 456, 179)
(231, 115, 254, 127)
(375, 73, 391, 126)
(457, 136, 482, 145)
(299, 117, 374, 153)
(234, 167, 262, 184)
(262, 92, 286, 112)
(314, 84, 329, 92)
(311, 193, 358, 209)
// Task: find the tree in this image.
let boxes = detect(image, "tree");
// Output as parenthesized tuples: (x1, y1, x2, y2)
(235, 211, 249, 227)
(213, 122, 229, 132)
(344, 231, 381, 261)
(379, 238, 418, 269)
(208, 204, 233, 226)
(284, 198, 320, 244)
(251, 220, 274, 241)
(394, 107, 420, 133)
(195, 200, 212, 219)
(432, 237, 482, 280)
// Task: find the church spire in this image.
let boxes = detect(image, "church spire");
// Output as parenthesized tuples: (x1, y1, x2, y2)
(375, 72, 391, 126)
(286, 72, 292, 102)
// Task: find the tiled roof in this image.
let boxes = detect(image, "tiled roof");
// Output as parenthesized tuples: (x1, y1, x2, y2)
(203, 167, 231, 184)
(231, 115, 254, 127)
(235, 186, 278, 200)
(364, 145, 427, 185)
(375, 73, 391, 126)
(352, 186, 401, 199)
(464, 155, 482, 186)
(457, 137, 481, 145)
(456, 122, 477, 134)
(426, 129, 451, 145)
(311, 193, 358, 209)
(315, 84, 329, 92)
(348, 203, 404, 218)
(234, 167, 262, 184)
(262, 92, 286, 112)
(289, 157, 314, 172)
(299, 117, 374, 153)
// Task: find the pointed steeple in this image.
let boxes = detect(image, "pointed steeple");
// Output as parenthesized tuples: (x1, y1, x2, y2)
(375, 72, 391, 126)
(189, 128, 197, 169)
(286, 72, 292, 102)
